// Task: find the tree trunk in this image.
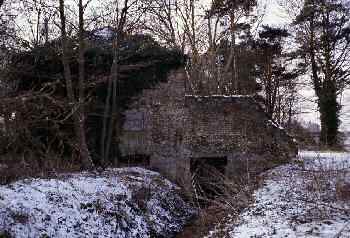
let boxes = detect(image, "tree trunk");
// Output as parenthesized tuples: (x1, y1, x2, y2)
(59, 0, 93, 170)
(77, 0, 93, 169)
(100, 0, 129, 165)
(308, 12, 340, 148)
(230, 11, 237, 94)
(100, 60, 114, 164)
(3, 111, 9, 136)
(104, 42, 120, 165)
(318, 82, 340, 147)
(223, 10, 238, 94)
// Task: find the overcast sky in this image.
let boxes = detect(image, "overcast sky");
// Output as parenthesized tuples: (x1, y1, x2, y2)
(260, 0, 291, 26)
(259, 0, 350, 132)
(9, 0, 350, 131)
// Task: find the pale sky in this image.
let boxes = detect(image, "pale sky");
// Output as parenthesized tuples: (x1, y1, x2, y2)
(8, 0, 350, 131)
(259, 0, 350, 132)
(260, 0, 291, 26)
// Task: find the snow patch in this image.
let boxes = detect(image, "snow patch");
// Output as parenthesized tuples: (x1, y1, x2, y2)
(206, 151, 350, 238)
(0, 167, 195, 238)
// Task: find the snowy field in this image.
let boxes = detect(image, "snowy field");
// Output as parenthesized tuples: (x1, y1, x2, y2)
(206, 151, 350, 238)
(0, 168, 195, 238)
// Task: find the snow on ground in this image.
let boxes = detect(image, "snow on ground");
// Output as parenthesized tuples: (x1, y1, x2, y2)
(206, 151, 350, 238)
(299, 151, 350, 171)
(0, 167, 195, 238)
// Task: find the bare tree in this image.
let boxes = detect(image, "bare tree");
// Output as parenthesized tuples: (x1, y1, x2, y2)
(177, 0, 212, 94)
(10, 0, 58, 48)
(144, 0, 261, 95)
(210, 0, 258, 94)
(59, 0, 93, 169)
(143, 0, 185, 51)
(100, 0, 148, 165)
(254, 26, 298, 122)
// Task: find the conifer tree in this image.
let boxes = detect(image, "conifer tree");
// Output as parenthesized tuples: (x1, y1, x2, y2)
(211, 0, 257, 93)
(294, 0, 350, 147)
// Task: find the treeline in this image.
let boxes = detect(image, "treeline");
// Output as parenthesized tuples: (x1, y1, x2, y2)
(0, 0, 349, 173)
(0, 0, 184, 172)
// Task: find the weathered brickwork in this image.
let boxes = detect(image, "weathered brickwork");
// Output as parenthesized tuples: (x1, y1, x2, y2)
(120, 69, 297, 186)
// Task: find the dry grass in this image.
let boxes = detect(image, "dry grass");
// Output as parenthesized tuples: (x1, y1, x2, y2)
(296, 154, 350, 222)
(0, 152, 82, 185)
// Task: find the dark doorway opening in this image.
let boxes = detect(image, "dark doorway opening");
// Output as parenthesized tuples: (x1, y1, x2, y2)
(190, 157, 227, 203)
(119, 154, 150, 167)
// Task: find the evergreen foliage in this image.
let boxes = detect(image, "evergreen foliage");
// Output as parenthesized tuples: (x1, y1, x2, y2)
(2, 32, 184, 161)
(210, 0, 257, 16)
(293, 0, 350, 147)
(254, 26, 298, 121)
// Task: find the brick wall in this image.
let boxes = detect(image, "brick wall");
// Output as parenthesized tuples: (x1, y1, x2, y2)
(120, 69, 297, 186)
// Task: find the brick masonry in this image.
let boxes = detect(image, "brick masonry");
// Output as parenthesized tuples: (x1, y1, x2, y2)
(120, 69, 297, 187)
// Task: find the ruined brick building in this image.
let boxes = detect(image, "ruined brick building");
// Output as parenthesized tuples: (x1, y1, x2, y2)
(119, 70, 297, 189)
